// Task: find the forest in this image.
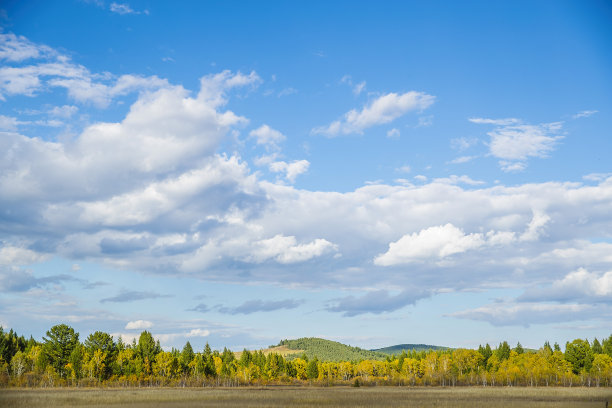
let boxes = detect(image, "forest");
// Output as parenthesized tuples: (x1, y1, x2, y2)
(2, 324, 612, 388)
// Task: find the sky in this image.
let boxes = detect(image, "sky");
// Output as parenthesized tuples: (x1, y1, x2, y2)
(0, 0, 611, 352)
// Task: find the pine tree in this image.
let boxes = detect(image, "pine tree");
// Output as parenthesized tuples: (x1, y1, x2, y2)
(180, 341, 195, 373)
(592, 338, 603, 354)
(42, 324, 80, 378)
(514, 342, 524, 354)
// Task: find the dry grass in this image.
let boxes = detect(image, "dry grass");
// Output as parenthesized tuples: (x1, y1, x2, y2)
(1, 386, 611, 408)
(233, 345, 304, 359)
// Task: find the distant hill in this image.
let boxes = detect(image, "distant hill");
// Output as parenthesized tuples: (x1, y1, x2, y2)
(372, 344, 450, 355)
(276, 337, 387, 362)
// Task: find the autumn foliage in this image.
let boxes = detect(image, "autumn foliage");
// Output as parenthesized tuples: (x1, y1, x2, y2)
(2, 325, 612, 387)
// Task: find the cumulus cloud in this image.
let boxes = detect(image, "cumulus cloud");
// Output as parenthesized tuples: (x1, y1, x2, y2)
(520, 268, 612, 303)
(269, 160, 310, 183)
(313, 91, 435, 136)
(470, 118, 564, 172)
(375, 224, 486, 266)
(249, 124, 286, 149)
(374, 209, 551, 266)
(245, 235, 337, 264)
(326, 289, 430, 317)
(0, 33, 56, 62)
(0, 33, 168, 106)
(2, 36, 612, 323)
(125, 320, 153, 329)
(0, 246, 49, 265)
(186, 328, 210, 337)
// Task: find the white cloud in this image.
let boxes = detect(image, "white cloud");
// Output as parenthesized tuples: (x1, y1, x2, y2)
(449, 155, 477, 164)
(0, 41, 168, 106)
(374, 224, 486, 266)
(353, 81, 366, 95)
(0, 246, 49, 265)
(572, 110, 598, 119)
(0, 33, 55, 62)
(245, 235, 338, 264)
(269, 160, 310, 183)
(186, 328, 210, 337)
(249, 124, 286, 148)
(468, 117, 520, 126)
(520, 268, 612, 303)
(313, 91, 435, 136)
(471, 118, 564, 172)
(432, 175, 485, 186)
(48, 105, 78, 118)
(109, 3, 142, 15)
(386, 128, 400, 139)
(199, 70, 261, 107)
(125, 319, 153, 330)
(375, 210, 550, 266)
(0, 115, 20, 131)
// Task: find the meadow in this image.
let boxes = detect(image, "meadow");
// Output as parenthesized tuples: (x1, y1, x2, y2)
(1, 387, 611, 408)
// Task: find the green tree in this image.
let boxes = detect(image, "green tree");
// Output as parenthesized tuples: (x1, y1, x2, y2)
(592, 338, 603, 355)
(603, 334, 612, 357)
(42, 324, 80, 378)
(84, 331, 116, 379)
(514, 342, 524, 355)
(565, 339, 594, 374)
(179, 341, 195, 373)
(496, 341, 511, 361)
(137, 330, 159, 370)
(306, 358, 319, 379)
(68, 345, 84, 379)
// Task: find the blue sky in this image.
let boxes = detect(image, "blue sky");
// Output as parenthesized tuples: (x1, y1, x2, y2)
(1, 0, 611, 352)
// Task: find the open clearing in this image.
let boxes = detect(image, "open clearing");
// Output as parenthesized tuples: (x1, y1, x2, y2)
(233, 345, 304, 359)
(1, 387, 611, 408)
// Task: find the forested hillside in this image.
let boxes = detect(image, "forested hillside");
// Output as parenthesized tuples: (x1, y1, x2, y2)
(278, 338, 387, 362)
(374, 344, 450, 355)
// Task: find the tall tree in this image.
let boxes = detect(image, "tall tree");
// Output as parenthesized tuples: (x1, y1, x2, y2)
(42, 324, 80, 378)
(179, 341, 195, 373)
(84, 331, 116, 379)
(592, 338, 603, 354)
(565, 339, 594, 374)
(496, 341, 511, 361)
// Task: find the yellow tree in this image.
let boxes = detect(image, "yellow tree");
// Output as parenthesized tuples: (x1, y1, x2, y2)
(293, 358, 307, 380)
(591, 354, 612, 386)
(422, 352, 438, 385)
(153, 351, 179, 380)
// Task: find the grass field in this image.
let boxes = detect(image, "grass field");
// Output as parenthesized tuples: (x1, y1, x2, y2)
(233, 345, 304, 359)
(1, 387, 611, 408)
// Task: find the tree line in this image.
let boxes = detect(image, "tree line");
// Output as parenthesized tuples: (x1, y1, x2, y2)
(2, 324, 612, 387)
